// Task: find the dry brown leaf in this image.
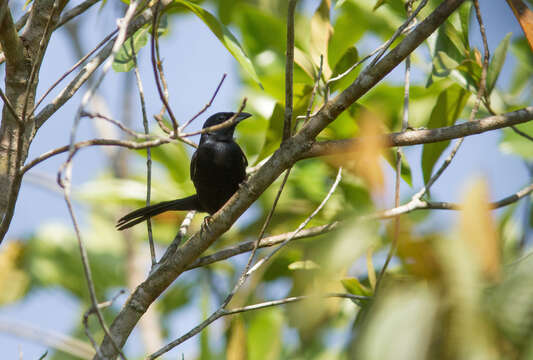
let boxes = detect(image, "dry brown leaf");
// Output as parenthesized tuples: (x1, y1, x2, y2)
(506, 0, 533, 51)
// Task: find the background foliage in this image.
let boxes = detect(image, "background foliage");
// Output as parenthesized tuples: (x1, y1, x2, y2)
(0, 0, 532, 359)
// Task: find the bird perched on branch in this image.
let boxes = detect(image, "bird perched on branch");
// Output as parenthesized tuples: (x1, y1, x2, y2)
(116, 111, 252, 230)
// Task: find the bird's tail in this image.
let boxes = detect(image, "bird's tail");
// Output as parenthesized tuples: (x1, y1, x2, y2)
(116, 195, 202, 230)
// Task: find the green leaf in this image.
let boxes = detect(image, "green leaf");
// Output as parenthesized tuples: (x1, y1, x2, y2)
(510, 37, 533, 94)
(294, 47, 316, 80)
(427, 22, 467, 86)
(310, 0, 333, 79)
(247, 308, 282, 360)
(38, 350, 48, 360)
(486, 33, 511, 95)
(254, 103, 284, 164)
(341, 277, 372, 297)
(112, 27, 149, 72)
(357, 285, 439, 359)
(175, 0, 262, 88)
(288, 260, 320, 270)
(458, 2, 472, 47)
(383, 148, 413, 187)
(421, 84, 469, 185)
(330, 46, 359, 92)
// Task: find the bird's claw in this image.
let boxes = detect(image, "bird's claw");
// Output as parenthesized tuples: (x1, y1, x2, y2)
(200, 215, 213, 235)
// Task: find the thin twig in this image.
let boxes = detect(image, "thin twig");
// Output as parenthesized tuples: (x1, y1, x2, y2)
(59, 161, 127, 360)
(131, 35, 156, 266)
(21, 138, 172, 175)
(511, 125, 533, 141)
(81, 111, 154, 139)
(157, 210, 196, 266)
(83, 290, 126, 357)
(368, 0, 427, 67)
(55, 0, 100, 29)
(248, 167, 343, 275)
(225, 293, 370, 315)
(179, 99, 247, 138)
(179, 74, 227, 132)
(283, 0, 298, 141)
(148, 292, 365, 359)
(151, 0, 178, 135)
(188, 222, 339, 270)
(0, 87, 22, 123)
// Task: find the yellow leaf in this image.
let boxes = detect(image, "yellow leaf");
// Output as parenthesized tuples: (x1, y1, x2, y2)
(459, 178, 500, 281)
(226, 316, 247, 360)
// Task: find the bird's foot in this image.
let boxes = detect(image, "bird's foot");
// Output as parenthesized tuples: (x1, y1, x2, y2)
(200, 215, 213, 235)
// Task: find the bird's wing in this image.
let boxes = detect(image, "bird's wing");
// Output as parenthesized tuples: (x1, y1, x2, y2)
(190, 150, 199, 182)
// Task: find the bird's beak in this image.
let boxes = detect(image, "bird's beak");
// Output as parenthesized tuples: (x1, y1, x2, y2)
(236, 112, 252, 122)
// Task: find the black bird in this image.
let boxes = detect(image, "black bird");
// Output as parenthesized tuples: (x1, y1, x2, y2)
(116, 112, 251, 230)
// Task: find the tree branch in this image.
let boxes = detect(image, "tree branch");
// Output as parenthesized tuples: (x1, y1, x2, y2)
(300, 107, 533, 159)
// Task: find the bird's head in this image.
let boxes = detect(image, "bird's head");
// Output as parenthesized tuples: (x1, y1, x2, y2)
(200, 112, 252, 142)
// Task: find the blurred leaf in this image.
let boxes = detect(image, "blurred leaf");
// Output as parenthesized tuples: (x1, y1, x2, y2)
(341, 277, 372, 297)
(487, 33, 512, 94)
(237, 5, 285, 57)
(175, 0, 263, 88)
(356, 284, 439, 360)
(0, 241, 29, 305)
(288, 260, 320, 270)
(328, 1, 365, 68)
(499, 121, 533, 160)
(489, 254, 533, 346)
(373, 0, 386, 11)
(310, 0, 333, 79)
(421, 84, 469, 185)
(366, 247, 376, 290)
(510, 36, 533, 94)
(247, 308, 283, 360)
(294, 47, 316, 80)
(200, 280, 212, 360)
(460, 178, 501, 281)
(226, 316, 247, 360)
(254, 102, 284, 164)
(38, 350, 48, 360)
(383, 148, 413, 187)
(346, 112, 387, 194)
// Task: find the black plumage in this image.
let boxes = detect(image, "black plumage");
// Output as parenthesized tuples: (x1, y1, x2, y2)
(116, 112, 251, 230)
